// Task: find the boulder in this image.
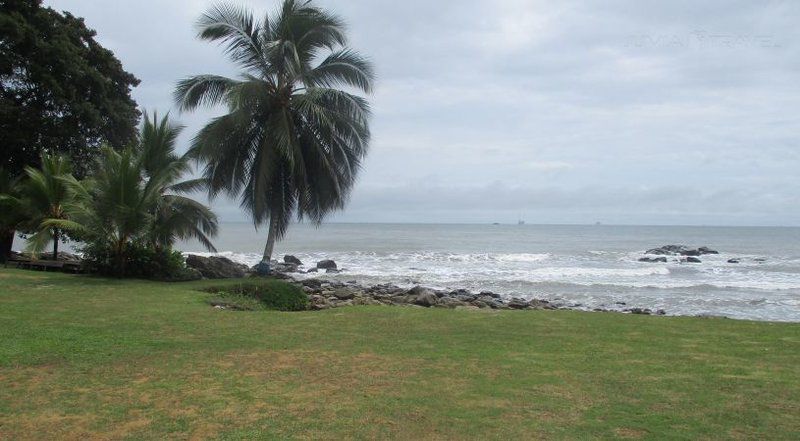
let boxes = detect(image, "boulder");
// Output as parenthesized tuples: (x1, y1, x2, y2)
(507, 298, 529, 309)
(680, 249, 701, 256)
(272, 262, 300, 273)
(317, 259, 337, 270)
(309, 295, 331, 310)
(185, 255, 247, 279)
(698, 247, 719, 255)
(684, 257, 702, 263)
(727, 259, 740, 264)
(436, 297, 467, 308)
(407, 286, 438, 307)
(301, 279, 323, 288)
(333, 288, 356, 300)
(645, 245, 687, 255)
(284, 255, 303, 265)
(639, 257, 667, 263)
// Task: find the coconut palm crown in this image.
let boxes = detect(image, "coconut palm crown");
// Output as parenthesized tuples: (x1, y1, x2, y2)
(174, 0, 374, 265)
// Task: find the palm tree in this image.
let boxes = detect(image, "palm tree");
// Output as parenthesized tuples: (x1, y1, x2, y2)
(137, 111, 218, 252)
(56, 146, 165, 276)
(175, 0, 373, 271)
(18, 155, 74, 260)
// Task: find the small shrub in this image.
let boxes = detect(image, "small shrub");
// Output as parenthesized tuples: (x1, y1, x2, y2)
(203, 281, 308, 311)
(81, 242, 195, 280)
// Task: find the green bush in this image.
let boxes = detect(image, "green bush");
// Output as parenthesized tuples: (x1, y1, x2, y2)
(81, 242, 196, 281)
(204, 281, 308, 311)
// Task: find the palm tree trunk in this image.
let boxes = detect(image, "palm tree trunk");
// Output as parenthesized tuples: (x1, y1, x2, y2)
(52, 228, 59, 261)
(262, 216, 277, 263)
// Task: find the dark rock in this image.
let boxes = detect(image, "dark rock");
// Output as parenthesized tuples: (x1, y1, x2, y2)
(326, 268, 340, 274)
(272, 262, 299, 273)
(301, 279, 323, 288)
(639, 257, 667, 263)
(480, 291, 501, 299)
(727, 259, 740, 264)
(333, 288, 356, 300)
(306, 268, 318, 273)
(698, 247, 719, 255)
(645, 245, 688, 255)
(684, 257, 702, 263)
(407, 286, 439, 307)
(185, 255, 247, 279)
(680, 249, 701, 256)
(656, 309, 667, 315)
(284, 255, 303, 265)
(507, 298, 529, 309)
(317, 259, 337, 270)
(627, 308, 652, 315)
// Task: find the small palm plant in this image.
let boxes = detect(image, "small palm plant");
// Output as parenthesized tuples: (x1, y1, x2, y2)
(53, 113, 220, 277)
(17, 155, 75, 260)
(56, 147, 159, 275)
(175, 0, 374, 271)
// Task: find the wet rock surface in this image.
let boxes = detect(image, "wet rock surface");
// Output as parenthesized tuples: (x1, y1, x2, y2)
(186, 255, 248, 279)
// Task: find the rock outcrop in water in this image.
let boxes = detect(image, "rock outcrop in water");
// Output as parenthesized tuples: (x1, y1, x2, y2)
(316, 259, 337, 270)
(643, 245, 719, 258)
(639, 257, 667, 263)
(284, 255, 303, 265)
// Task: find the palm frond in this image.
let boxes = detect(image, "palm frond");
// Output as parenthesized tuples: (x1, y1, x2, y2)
(174, 75, 240, 112)
(305, 49, 374, 93)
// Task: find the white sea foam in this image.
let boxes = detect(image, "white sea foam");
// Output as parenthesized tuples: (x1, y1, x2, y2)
(180, 222, 800, 322)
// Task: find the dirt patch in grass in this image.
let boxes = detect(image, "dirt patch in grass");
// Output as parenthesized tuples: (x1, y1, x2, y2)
(0, 350, 421, 440)
(614, 427, 648, 439)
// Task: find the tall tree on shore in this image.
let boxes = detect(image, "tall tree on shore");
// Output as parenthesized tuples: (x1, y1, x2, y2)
(175, 0, 373, 270)
(0, 0, 140, 178)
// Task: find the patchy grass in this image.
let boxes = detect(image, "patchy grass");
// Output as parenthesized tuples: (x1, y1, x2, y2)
(0, 268, 798, 440)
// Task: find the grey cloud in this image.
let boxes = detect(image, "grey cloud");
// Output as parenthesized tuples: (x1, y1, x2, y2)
(44, 0, 800, 226)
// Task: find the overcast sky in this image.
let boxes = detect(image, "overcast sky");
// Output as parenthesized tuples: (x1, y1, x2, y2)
(45, 0, 800, 226)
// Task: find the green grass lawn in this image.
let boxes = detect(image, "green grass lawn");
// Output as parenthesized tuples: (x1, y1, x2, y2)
(0, 268, 798, 440)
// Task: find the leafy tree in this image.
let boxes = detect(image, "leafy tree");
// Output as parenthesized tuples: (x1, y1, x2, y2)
(17, 154, 74, 260)
(57, 147, 160, 275)
(0, 168, 24, 262)
(48, 114, 218, 277)
(175, 0, 373, 269)
(0, 0, 140, 178)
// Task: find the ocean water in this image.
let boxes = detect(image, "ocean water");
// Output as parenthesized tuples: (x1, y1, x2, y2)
(180, 223, 800, 322)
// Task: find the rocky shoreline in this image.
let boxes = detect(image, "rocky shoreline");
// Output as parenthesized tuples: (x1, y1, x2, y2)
(185, 253, 668, 316)
(293, 277, 668, 316)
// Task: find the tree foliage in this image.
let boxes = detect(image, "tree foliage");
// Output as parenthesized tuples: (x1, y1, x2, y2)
(16, 154, 74, 259)
(0, 0, 140, 177)
(175, 0, 374, 263)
